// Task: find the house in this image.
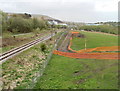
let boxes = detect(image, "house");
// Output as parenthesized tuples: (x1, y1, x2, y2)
(47, 19, 67, 26)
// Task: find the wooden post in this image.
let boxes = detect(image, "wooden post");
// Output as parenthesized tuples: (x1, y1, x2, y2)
(85, 38, 86, 50)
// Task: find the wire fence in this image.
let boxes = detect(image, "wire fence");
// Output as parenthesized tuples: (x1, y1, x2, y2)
(0, 13, 2, 91)
(27, 31, 66, 89)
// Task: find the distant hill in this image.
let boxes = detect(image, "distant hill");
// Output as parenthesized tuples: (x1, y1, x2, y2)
(6, 12, 56, 20)
(6, 12, 85, 26)
(32, 14, 55, 20)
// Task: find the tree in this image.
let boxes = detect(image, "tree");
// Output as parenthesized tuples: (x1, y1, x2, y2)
(33, 18, 40, 29)
(24, 13, 32, 18)
(8, 17, 33, 33)
(1, 11, 8, 32)
(32, 18, 46, 30)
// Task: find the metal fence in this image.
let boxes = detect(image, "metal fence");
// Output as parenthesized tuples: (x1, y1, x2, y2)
(27, 31, 66, 89)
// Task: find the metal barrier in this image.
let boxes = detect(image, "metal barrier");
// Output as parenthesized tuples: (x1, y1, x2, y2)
(27, 31, 66, 89)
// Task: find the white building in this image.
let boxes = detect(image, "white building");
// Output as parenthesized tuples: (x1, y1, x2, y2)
(47, 19, 67, 26)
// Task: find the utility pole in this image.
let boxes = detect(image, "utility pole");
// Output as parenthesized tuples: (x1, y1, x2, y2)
(85, 38, 86, 50)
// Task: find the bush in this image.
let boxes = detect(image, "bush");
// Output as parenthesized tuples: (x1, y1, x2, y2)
(12, 29, 19, 34)
(32, 28, 41, 35)
(79, 25, 118, 35)
(1, 11, 8, 32)
(41, 43, 47, 52)
(8, 17, 33, 33)
(2, 31, 13, 38)
(32, 18, 46, 30)
(1, 11, 49, 35)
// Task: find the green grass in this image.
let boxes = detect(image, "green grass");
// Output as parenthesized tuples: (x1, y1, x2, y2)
(2, 29, 61, 53)
(2, 31, 62, 89)
(71, 31, 118, 50)
(34, 55, 118, 89)
(34, 31, 118, 89)
(2, 43, 46, 89)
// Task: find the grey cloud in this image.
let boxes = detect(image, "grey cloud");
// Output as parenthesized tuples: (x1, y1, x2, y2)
(0, 0, 118, 22)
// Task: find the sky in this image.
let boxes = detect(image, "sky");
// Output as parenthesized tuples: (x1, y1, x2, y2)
(0, 0, 119, 23)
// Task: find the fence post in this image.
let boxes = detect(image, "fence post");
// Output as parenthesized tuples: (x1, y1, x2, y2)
(85, 38, 87, 50)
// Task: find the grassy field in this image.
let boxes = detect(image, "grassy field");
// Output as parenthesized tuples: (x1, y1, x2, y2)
(34, 31, 118, 89)
(71, 31, 118, 51)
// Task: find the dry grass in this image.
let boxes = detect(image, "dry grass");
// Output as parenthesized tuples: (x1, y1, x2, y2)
(2, 32, 61, 89)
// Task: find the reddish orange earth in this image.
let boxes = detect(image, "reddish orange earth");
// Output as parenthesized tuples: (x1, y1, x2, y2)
(53, 50, 120, 59)
(53, 32, 119, 59)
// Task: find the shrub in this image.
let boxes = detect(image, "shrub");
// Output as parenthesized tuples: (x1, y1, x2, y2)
(2, 31, 13, 38)
(8, 17, 33, 33)
(32, 18, 46, 30)
(41, 43, 47, 52)
(1, 11, 49, 34)
(32, 28, 41, 35)
(79, 25, 118, 35)
(1, 11, 8, 32)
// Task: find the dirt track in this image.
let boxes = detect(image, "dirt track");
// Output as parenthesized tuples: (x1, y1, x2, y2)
(54, 50, 119, 59)
(57, 32, 72, 52)
(54, 31, 119, 60)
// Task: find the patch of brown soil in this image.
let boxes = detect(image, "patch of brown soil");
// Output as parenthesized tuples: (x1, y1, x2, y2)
(1, 37, 29, 47)
(71, 32, 85, 38)
(77, 46, 120, 53)
(53, 50, 119, 59)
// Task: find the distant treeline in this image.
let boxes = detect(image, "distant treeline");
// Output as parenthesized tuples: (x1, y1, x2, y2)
(95, 22, 118, 26)
(79, 25, 118, 35)
(1, 11, 49, 34)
